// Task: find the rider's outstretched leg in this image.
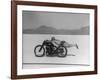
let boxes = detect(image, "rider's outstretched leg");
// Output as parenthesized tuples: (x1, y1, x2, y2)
(63, 42, 79, 49)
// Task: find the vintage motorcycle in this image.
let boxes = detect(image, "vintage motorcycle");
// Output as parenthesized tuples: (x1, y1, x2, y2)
(34, 40, 67, 57)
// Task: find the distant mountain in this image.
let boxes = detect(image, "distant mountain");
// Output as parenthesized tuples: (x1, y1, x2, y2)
(23, 25, 89, 35)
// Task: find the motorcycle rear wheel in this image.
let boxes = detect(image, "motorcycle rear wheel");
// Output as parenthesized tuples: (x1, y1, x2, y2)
(57, 46, 67, 57)
(34, 45, 45, 57)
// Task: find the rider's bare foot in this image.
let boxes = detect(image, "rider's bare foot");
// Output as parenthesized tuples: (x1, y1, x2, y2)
(76, 44, 79, 49)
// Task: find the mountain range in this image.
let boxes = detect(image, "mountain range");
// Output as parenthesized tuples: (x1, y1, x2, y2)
(23, 25, 89, 35)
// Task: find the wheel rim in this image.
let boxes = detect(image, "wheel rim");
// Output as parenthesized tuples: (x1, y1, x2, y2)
(35, 46, 44, 56)
(58, 47, 67, 57)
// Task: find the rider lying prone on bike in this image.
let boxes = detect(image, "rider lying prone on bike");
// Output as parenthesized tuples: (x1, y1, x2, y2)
(34, 37, 78, 57)
(50, 37, 79, 49)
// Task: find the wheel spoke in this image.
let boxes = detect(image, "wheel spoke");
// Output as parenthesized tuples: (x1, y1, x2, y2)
(34, 45, 45, 57)
(58, 47, 67, 57)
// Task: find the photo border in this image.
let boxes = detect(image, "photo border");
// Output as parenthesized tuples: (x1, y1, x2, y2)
(11, 0, 97, 79)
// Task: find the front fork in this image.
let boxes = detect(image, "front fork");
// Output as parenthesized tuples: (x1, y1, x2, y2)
(39, 41, 45, 52)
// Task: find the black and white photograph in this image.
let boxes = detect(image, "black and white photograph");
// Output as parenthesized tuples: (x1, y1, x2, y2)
(22, 11, 90, 69)
(11, 1, 97, 79)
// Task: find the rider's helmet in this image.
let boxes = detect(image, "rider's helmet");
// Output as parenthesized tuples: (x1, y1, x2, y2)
(51, 37, 55, 41)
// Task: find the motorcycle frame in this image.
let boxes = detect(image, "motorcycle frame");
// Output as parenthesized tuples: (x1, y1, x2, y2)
(40, 40, 66, 56)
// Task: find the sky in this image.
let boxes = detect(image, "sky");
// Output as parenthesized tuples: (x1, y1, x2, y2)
(22, 11, 89, 30)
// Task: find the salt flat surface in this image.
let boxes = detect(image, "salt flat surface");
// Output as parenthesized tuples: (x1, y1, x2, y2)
(22, 34, 90, 69)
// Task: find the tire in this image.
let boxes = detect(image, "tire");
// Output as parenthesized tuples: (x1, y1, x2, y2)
(57, 46, 67, 57)
(34, 45, 45, 57)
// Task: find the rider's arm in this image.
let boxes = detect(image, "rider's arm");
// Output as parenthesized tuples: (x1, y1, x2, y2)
(54, 39, 61, 45)
(55, 39, 61, 42)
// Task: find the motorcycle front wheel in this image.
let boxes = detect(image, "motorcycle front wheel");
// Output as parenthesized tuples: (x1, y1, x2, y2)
(57, 46, 67, 57)
(34, 45, 45, 57)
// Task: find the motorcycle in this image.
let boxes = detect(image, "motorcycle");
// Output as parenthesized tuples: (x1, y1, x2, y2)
(34, 40, 67, 57)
